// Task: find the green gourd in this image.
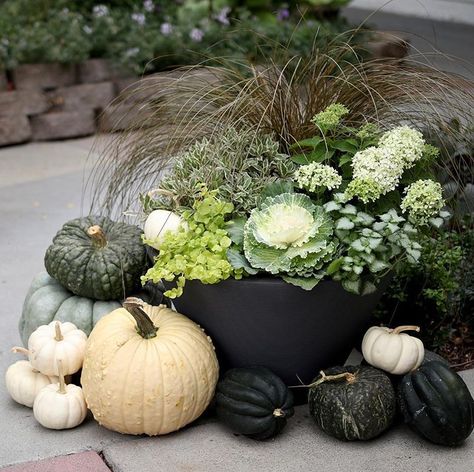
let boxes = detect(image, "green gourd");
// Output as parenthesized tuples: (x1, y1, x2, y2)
(44, 216, 147, 300)
(19, 272, 120, 346)
(398, 361, 474, 446)
(215, 367, 294, 440)
(308, 365, 396, 441)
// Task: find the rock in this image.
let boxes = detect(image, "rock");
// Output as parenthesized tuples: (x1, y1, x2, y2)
(12, 63, 77, 91)
(0, 90, 50, 116)
(47, 82, 116, 112)
(78, 59, 113, 84)
(30, 110, 95, 141)
(367, 32, 410, 59)
(0, 114, 31, 146)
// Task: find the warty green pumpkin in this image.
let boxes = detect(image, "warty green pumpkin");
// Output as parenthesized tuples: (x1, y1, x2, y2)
(44, 216, 147, 300)
(308, 365, 396, 441)
(215, 367, 294, 440)
(398, 361, 474, 446)
(19, 272, 120, 346)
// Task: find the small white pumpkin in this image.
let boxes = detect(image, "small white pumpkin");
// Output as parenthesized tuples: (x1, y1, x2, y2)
(144, 209, 183, 250)
(33, 360, 87, 430)
(5, 360, 57, 407)
(28, 321, 87, 376)
(362, 325, 424, 375)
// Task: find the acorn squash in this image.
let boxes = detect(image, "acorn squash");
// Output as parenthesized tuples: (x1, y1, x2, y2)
(399, 361, 474, 446)
(215, 367, 294, 440)
(308, 365, 396, 441)
(44, 216, 146, 300)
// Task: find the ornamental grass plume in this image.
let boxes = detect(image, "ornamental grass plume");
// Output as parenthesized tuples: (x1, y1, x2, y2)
(87, 30, 473, 218)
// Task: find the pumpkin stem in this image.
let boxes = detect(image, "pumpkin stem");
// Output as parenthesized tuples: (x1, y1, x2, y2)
(147, 188, 181, 209)
(54, 322, 64, 342)
(57, 360, 66, 394)
(392, 325, 420, 335)
(11, 346, 30, 356)
(308, 370, 357, 388)
(123, 297, 158, 339)
(87, 225, 108, 248)
(273, 408, 285, 418)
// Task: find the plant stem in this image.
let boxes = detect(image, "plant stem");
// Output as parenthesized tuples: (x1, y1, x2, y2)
(11, 346, 30, 356)
(392, 325, 420, 335)
(54, 322, 63, 341)
(87, 225, 108, 248)
(57, 360, 66, 394)
(308, 370, 357, 388)
(123, 298, 158, 339)
(273, 408, 285, 417)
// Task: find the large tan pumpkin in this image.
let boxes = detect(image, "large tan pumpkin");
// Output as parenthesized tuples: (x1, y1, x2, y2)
(81, 298, 219, 435)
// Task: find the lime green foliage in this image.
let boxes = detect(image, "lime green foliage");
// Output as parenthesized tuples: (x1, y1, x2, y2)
(142, 187, 241, 298)
(238, 192, 336, 290)
(150, 128, 295, 216)
(401, 180, 445, 225)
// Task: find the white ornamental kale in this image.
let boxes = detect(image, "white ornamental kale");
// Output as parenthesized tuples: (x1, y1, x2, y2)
(242, 193, 336, 289)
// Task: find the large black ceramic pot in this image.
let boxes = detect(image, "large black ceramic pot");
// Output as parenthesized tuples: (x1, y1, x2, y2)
(164, 276, 387, 388)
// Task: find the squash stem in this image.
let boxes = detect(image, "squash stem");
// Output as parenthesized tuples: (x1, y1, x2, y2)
(392, 325, 420, 335)
(308, 370, 357, 388)
(11, 346, 30, 356)
(87, 225, 108, 248)
(123, 298, 158, 339)
(273, 408, 285, 418)
(54, 322, 64, 341)
(57, 360, 66, 394)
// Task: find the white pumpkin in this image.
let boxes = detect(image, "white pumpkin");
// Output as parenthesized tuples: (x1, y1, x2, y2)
(81, 298, 219, 435)
(5, 360, 57, 407)
(28, 321, 87, 376)
(362, 325, 424, 375)
(144, 209, 183, 250)
(33, 360, 87, 430)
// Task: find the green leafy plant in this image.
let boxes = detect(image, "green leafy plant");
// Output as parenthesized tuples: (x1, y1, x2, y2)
(143, 186, 242, 298)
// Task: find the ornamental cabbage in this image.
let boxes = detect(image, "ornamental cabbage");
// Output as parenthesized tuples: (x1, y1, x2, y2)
(243, 193, 336, 289)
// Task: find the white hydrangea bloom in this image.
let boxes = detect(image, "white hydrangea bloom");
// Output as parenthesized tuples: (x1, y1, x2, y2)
(379, 126, 425, 167)
(401, 179, 444, 225)
(351, 146, 404, 195)
(294, 163, 342, 192)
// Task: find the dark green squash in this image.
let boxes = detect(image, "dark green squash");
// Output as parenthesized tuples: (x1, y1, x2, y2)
(308, 365, 396, 441)
(45, 216, 147, 301)
(421, 350, 450, 367)
(215, 367, 294, 440)
(398, 361, 474, 446)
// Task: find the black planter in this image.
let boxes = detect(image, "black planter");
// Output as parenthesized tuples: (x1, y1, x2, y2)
(165, 276, 387, 388)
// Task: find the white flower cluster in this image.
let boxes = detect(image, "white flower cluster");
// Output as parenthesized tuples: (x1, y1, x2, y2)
(401, 179, 444, 225)
(379, 126, 425, 166)
(348, 126, 428, 203)
(294, 163, 342, 192)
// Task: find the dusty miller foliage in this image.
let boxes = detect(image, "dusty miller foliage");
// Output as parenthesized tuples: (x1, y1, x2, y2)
(146, 127, 296, 215)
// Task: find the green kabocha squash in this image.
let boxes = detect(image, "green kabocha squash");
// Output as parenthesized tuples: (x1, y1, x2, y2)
(308, 365, 396, 441)
(215, 367, 294, 440)
(398, 361, 474, 446)
(19, 272, 120, 346)
(44, 216, 147, 300)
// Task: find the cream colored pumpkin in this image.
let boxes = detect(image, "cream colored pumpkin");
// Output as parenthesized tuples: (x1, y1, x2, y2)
(33, 361, 87, 430)
(5, 360, 57, 407)
(81, 298, 219, 436)
(362, 325, 424, 375)
(28, 321, 87, 376)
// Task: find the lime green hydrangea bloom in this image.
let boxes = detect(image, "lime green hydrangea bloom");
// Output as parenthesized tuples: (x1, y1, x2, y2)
(294, 162, 342, 192)
(401, 179, 444, 225)
(378, 126, 425, 167)
(345, 178, 385, 203)
(311, 103, 349, 131)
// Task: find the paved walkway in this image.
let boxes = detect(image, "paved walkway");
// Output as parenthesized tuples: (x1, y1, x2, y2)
(0, 136, 473, 471)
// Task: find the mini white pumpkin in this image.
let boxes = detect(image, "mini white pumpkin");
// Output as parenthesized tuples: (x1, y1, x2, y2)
(5, 360, 57, 407)
(28, 321, 87, 376)
(33, 360, 87, 430)
(144, 209, 183, 250)
(362, 325, 424, 375)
